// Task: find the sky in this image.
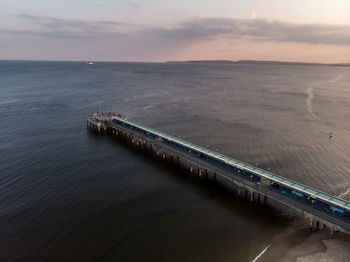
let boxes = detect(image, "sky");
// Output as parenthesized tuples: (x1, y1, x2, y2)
(0, 0, 349, 62)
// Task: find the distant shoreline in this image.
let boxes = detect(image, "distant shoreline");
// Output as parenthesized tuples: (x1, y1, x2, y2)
(166, 60, 350, 67)
(0, 59, 349, 67)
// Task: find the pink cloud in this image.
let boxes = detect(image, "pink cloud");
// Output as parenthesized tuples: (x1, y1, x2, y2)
(129, 2, 149, 10)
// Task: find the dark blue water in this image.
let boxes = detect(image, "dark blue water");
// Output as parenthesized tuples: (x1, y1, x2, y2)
(1, 61, 350, 261)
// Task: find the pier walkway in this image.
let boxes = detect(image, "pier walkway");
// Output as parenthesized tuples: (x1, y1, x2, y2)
(87, 113, 350, 236)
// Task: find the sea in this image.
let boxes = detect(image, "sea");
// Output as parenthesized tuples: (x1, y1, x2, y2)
(0, 60, 350, 261)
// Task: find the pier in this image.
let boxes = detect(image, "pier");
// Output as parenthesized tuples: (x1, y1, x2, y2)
(87, 112, 350, 237)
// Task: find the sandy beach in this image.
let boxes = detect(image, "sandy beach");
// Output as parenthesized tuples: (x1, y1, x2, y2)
(297, 235, 350, 262)
(257, 219, 350, 262)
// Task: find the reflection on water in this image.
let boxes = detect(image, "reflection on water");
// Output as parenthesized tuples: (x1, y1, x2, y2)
(0, 61, 350, 261)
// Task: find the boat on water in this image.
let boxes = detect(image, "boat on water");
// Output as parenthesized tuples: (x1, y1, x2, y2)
(329, 131, 333, 138)
(87, 61, 95, 66)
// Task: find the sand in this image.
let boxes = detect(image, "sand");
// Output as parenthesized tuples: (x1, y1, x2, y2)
(297, 237, 350, 262)
(257, 219, 350, 262)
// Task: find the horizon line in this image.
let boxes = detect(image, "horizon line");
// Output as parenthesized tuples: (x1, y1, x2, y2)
(0, 58, 349, 65)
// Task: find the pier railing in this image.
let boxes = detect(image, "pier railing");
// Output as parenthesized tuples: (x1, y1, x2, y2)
(87, 113, 350, 237)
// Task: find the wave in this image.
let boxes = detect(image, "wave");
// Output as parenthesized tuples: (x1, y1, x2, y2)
(305, 74, 343, 122)
(252, 244, 272, 262)
(0, 99, 20, 106)
(339, 187, 350, 201)
(305, 82, 317, 119)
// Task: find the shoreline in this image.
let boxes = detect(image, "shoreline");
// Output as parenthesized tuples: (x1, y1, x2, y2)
(256, 219, 350, 262)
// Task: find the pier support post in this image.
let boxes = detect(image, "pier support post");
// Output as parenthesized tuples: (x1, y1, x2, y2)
(238, 187, 241, 197)
(142, 140, 147, 152)
(330, 227, 334, 238)
(250, 191, 254, 202)
(213, 173, 216, 182)
(309, 219, 314, 229)
(198, 168, 201, 177)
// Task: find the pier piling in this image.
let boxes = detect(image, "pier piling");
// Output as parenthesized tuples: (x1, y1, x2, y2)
(86, 112, 350, 237)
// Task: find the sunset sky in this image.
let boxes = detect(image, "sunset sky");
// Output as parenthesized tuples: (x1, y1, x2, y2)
(1, 0, 349, 62)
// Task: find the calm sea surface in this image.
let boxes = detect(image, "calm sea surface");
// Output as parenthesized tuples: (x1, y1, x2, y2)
(0, 61, 350, 261)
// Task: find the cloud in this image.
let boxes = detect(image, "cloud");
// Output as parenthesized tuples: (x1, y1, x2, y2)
(129, 2, 149, 10)
(1, 14, 350, 47)
(19, 13, 126, 28)
(147, 17, 350, 46)
(250, 11, 257, 19)
(3, 13, 129, 39)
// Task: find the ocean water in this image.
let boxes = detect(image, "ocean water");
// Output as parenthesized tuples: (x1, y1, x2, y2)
(0, 60, 350, 261)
